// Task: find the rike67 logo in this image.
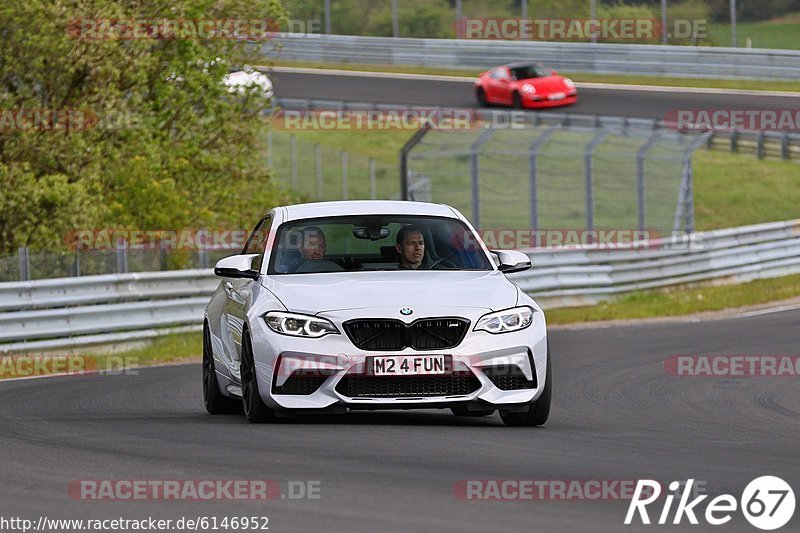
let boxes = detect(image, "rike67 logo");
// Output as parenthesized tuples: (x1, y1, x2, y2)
(625, 477, 795, 530)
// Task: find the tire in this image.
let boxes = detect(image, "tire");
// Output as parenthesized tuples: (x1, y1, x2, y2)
(240, 330, 276, 423)
(476, 87, 488, 107)
(203, 323, 242, 415)
(500, 345, 551, 427)
(451, 406, 495, 417)
(512, 92, 524, 109)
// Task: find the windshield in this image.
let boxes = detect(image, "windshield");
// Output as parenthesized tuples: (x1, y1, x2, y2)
(268, 215, 493, 274)
(510, 65, 549, 80)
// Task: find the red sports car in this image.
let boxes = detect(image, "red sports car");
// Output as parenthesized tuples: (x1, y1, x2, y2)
(475, 63, 577, 109)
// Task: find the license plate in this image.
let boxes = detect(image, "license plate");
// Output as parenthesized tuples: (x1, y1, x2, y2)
(370, 355, 446, 376)
(549, 92, 565, 101)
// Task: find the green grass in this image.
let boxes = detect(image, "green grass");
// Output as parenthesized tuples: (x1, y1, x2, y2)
(546, 273, 800, 325)
(0, 331, 202, 380)
(708, 15, 800, 50)
(96, 331, 202, 366)
(694, 150, 800, 231)
(267, 60, 800, 93)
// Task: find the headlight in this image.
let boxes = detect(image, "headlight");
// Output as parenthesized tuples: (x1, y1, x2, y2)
(520, 84, 536, 93)
(264, 311, 339, 338)
(563, 78, 575, 88)
(474, 306, 534, 334)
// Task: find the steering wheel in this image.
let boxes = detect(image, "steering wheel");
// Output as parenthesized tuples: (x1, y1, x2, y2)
(427, 254, 459, 270)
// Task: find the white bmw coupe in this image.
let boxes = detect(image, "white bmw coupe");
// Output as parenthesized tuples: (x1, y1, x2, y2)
(204, 200, 551, 426)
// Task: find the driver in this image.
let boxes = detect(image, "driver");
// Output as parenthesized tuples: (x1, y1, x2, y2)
(395, 225, 427, 270)
(298, 226, 327, 261)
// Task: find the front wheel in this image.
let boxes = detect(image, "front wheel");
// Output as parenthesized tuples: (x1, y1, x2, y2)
(500, 346, 551, 427)
(476, 87, 488, 106)
(512, 92, 524, 109)
(240, 331, 277, 423)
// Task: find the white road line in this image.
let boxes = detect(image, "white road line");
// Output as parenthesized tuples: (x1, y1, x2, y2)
(266, 66, 800, 98)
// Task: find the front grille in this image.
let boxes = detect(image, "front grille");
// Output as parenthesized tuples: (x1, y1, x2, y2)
(482, 366, 537, 391)
(343, 318, 469, 351)
(336, 374, 481, 398)
(273, 371, 332, 395)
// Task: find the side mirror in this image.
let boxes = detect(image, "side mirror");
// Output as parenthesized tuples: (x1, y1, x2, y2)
(491, 250, 531, 274)
(551, 70, 558, 76)
(214, 254, 260, 280)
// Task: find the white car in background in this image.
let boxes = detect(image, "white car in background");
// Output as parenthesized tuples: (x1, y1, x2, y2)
(223, 69, 273, 99)
(203, 200, 551, 426)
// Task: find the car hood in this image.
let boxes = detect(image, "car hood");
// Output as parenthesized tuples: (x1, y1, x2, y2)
(518, 75, 568, 93)
(263, 270, 518, 314)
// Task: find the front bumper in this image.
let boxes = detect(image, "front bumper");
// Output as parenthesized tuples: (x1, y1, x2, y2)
(523, 90, 578, 108)
(248, 311, 548, 411)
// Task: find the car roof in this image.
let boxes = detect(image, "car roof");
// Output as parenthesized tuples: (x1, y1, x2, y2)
(280, 200, 458, 221)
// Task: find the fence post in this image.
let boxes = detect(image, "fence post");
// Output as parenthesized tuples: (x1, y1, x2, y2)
(756, 131, 765, 160)
(341, 150, 348, 200)
(528, 126, 559, 231)
(675, 132, 711, 233)
(636, 131, 661, 232)
(369, 158, 377, 199)
(116, 239, 128, 273)
(730, 130, 739, 153)
(399, 124, 432, 200)
(198, 230, 208, 269)
(324, 0, 331, 34)
(583, 130, 610, 233)
(18, 247, 30, 281)
(315, 143, 323, 200)
(470, 128, 496, 228)
(290, 134, 298, 189)
(391, 0, 399, 37)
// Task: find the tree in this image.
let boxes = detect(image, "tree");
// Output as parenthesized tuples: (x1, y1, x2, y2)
(0, 0, 290, 254)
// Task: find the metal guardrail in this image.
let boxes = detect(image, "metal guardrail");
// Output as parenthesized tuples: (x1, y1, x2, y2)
(269, 34, 800, 80)
(513, 219, 800, 306)
(1, 220, 799, 352)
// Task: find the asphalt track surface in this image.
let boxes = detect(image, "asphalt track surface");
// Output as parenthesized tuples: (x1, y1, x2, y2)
(270, 70, 800, 120)
(2, 307, 798, 532)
